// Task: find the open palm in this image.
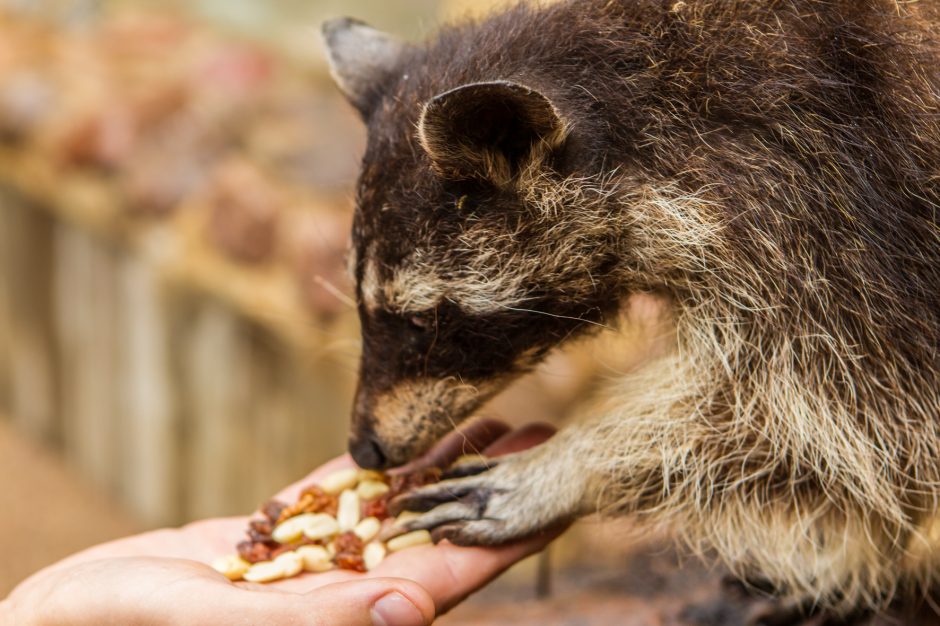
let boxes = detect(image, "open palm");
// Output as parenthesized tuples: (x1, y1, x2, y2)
(4, 420, 558, 626)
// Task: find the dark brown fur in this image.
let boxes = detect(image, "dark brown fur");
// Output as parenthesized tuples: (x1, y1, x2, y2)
(324, 0, 940, 615)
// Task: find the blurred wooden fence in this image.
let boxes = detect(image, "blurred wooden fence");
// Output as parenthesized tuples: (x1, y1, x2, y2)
(0, 0, 605, 532)
(0, 157, 360, 527)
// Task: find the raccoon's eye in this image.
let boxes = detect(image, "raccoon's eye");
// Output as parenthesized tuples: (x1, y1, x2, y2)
(408, 312, 433, 332)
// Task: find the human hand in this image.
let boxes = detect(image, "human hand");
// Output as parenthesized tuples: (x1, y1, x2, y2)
(2, 420, 559, 626)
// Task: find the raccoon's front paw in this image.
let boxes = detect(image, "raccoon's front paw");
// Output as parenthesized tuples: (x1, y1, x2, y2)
(388, 449, 583, 546)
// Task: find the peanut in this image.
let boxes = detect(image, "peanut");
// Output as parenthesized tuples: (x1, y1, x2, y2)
(353, 516, 381, 543)
(387, 530, 432, 553)
(296, 545, 333, 573)
(273, 551, 304, 578)
(394, 511, 421, 526)
(357, 469, 385, 483)
(243, 560, 286, 583)
(363, 541, 387, 570)
(272, 513, 322, 544)
(337, 489, 361, 532)
(320, 468, 359, 495)
(454, 454, 488, 466)
(301, 513, 340, 541)
(357, 480, 390, 500)
(211, 554, 250, 581)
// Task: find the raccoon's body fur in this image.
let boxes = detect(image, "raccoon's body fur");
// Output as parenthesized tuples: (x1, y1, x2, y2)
(322, 0, 940, 615)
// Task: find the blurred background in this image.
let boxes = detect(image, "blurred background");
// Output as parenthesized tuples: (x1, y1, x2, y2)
(0, 1, 722, 623)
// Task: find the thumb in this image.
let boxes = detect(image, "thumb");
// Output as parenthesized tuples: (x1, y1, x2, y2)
(261, 578, 436, 626)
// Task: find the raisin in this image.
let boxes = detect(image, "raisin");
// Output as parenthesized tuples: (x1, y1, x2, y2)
(335, 552, 366, 572)
(261, 499, 287, 522)
(237, 540, 273, 564)
(332, 531, 366, 572)
(299, 485, 338, 517)
(249, 518, 273, 536)
(333, 531, 364, 555)
(363, 495, 390, 520)
(276, 493, 315, 523)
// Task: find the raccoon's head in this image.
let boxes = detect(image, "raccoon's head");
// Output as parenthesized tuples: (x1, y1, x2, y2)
(323, 18, 622, 468)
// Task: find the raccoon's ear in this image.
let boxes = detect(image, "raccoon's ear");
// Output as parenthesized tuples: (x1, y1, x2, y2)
(321, 18, 408, 119)
(418, 80, 566, 183)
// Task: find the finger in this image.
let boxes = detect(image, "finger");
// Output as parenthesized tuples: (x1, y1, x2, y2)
(241, 577, 435, 626)
(394, 418, 511, 473)
(433, 422, 559, 479)
(251, 567, 359, 593)
(483, 422, 556, 456)
(371, 529, 562, 615)
(373, 424, 561, 612)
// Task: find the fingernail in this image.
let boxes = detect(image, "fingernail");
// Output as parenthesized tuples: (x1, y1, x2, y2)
(371, 591, 427, 626)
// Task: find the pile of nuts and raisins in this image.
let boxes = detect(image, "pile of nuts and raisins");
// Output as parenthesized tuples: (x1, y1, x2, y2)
(212, 466, 441, 583)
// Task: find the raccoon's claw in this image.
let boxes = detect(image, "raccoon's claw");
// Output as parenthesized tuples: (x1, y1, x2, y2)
(389, 480, 495, 517)
(440, 454, 499, 480)
(388, 449, 580, 546)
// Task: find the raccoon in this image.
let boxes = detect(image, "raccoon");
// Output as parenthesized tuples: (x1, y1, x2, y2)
(321, 0, 940, 616)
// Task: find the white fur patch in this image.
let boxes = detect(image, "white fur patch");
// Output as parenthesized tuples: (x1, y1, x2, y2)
(383, 262, 530, 315)
(378, 171, 626, 316)
(359, 250, 382, 312)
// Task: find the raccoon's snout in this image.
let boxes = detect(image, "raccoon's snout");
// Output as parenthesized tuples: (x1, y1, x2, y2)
(349, 398, 428, 469)
(348, 395, 393, 469)
(349, 378, 504, 469)
(348, 432, 388, 470)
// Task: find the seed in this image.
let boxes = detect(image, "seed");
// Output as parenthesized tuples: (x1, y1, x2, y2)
(387, 530, 432, 553)
(273, 551, 304, 578)
(353, 517, 381, 543)
(301, 513, 341, 541)
(357, 480, 390, 500)
(337, 489, 361, 532)
(272, 513, 321, 544)
(363, 541, 387, 570)
(296, 545, 333, 572)
(320, 468, 359, 495)
(243, 560, 286, 583)
(211, 554, 250, 581)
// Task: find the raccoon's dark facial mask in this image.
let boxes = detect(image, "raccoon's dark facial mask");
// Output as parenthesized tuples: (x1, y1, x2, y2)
(323, 18, 600, 468)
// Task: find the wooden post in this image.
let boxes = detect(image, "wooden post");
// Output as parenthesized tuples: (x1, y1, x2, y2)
(53, 223, 121, 492)
(176, 299, 253, 520)
(1, 192, 60, 445)
(115, 255, 180, 527)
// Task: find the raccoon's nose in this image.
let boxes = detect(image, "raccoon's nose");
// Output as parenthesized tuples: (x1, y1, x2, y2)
(349, 435, 388, 470)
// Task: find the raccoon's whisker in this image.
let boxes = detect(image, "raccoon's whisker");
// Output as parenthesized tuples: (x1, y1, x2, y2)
(498, 305, 613, 331)
(312, 275, 357, 308)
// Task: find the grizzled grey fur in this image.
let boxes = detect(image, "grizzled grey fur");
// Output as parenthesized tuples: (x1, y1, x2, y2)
(323, 0, 940, 616)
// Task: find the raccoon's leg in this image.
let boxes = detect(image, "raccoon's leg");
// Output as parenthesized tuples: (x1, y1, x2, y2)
(390, 357, 899, 619)
(388, 422, 606, 545)
(390, 357, 727, 546)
